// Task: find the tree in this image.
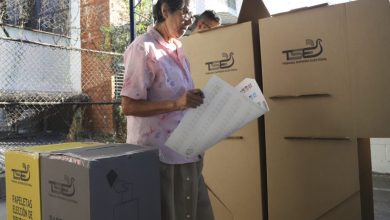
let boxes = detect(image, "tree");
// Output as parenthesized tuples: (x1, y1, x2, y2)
(100, 0, 153, 53)
(134, 0, 153, 36)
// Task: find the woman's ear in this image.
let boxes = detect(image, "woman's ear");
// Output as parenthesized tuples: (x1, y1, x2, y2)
(161, 2, 169, 19)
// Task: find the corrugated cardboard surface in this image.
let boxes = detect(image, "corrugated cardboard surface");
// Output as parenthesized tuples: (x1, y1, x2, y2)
(6, 151, 41, 220)
(259, 0, 389, 219)
(41, 157, 90, 220)
(182, 23, 263, 220)
(183, 22, 256, 86)
(40, 144, 160, 220)
(316, 193, 361, 220)
(260, 4, 354, 138)
(5, 142, 100, 220)
(346, 1, 390, 138)
(265, 137, 360, 220)
(260, 0, 390, 138)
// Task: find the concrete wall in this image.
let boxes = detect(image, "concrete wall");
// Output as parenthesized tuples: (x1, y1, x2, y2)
(189, 0, 243, 17)
(0, 28, 80, 94)
(371, 139, 390, 174)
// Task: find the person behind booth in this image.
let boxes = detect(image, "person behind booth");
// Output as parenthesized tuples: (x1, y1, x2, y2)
(190, 10, 221, 33)
(120, 0, 214, 219)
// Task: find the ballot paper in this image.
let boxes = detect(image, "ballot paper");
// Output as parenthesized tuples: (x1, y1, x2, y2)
(165, 75, 269, 157)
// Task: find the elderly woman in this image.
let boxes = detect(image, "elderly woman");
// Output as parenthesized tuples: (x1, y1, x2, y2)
(120, 0, 214, 220)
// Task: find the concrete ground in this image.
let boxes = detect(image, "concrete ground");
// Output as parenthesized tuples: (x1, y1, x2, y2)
(373, 174, 390, 220)
(1, 200, 4, 220)
(1, 173, 5, 220)
(0, 174, 389, 220)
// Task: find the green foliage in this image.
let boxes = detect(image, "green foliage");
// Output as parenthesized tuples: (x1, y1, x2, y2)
(100, 0, 153, 53)
(135, 0, 153, 36)
(100, 25, 131, 53)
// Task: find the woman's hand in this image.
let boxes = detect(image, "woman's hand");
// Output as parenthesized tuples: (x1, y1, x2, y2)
(175, 89, 205, 110)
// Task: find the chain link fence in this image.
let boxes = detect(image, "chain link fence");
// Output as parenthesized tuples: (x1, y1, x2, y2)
(0, 0, 241, 174)
(0, 0, 152, 174)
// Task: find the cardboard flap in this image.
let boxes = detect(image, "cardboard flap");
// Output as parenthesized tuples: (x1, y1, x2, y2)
(47, 153, 91, 167)
(238, 0, 270, 23)
(46, 144, 157, 161)
(272, 3, 328, 16)
(194, 23, 236, 34)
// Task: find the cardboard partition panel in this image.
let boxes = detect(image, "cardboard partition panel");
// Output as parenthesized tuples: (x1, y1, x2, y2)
(260, 0, 389, 219)
(346, 1, 390, 137)
(183, 22, 256, 86)
(182, 0, 269, 220)
(182, 0, 270, 217)
(259, 0, 390, 138)
(182, 22, 264, 220)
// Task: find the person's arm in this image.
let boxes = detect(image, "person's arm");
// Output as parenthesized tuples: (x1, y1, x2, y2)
(122, 89, 204, 117)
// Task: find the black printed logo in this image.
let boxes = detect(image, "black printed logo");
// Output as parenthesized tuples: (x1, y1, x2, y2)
(107, 170, 140, 220)
(282, 39, 327, 65)
(205, 52, 236, 74)
(49, 175, 76, 197)
(11, 163, 31, 182)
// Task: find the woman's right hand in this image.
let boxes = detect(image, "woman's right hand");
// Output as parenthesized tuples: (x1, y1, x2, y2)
(175, 89, 205, 110)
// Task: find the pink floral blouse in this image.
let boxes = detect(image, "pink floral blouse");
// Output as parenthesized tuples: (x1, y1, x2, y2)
(120, 27, 200, 164)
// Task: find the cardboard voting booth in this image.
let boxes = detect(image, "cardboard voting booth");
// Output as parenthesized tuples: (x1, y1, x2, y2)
(259, 0, 390, 219)
(185, 0, 389, 219)
(182, 1, 270, 219)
